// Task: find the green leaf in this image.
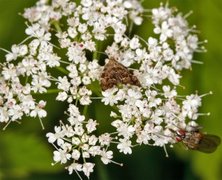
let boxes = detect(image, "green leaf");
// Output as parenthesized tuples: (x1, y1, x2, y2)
(0, 131, 61, 179)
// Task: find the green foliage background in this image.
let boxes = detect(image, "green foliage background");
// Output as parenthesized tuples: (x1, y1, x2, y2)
(0, 0, 222, 180)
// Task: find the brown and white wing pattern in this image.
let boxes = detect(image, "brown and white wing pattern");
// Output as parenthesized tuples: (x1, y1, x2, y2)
(100, 58, 141, 91)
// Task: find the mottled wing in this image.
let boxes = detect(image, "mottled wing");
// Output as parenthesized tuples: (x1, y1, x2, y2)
(100, 58, 140, 91)
(196, 134, 221, 153)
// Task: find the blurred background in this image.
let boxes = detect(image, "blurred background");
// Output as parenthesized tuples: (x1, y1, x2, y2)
(0, 0, 222, 180)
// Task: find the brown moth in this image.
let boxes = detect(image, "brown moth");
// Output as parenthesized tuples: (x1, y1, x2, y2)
(100, 58, 141, 91)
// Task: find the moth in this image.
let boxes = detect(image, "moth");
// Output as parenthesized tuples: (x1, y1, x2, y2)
(100, 58, 141, 91)
(175, 128, 221, 153)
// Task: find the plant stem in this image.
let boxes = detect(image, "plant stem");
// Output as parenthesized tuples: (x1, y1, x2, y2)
(83, 105, 88, 117)
(56, 66, 69, 74)
(52, 20, 62, 33)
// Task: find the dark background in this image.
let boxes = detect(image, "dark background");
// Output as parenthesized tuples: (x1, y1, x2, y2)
(0, 0, 222, 180)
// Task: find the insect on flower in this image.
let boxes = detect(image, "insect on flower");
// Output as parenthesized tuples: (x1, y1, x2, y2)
(100, 58, 141, 91)
(175, 128, 221, 153)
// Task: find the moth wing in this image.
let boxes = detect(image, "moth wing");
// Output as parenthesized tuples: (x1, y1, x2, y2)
(100, 58, 140, 90)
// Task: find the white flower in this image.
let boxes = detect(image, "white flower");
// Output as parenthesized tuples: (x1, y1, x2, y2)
(148, 37, 158, 47)
(99, 133, 112, 146)
(6, 44, 28, 62)
(154, 21, 173, 42)
(162, 47, 174, 61)
(81, 0, 92, 7)
(152, 135, 171, 147)
(100, 149, 113, 165)
(82, 76, 91, 85)
(187, 35, 198, 51)
(8, 104, 23, 121)
(48, 54, 61, 67)
(56, 91, 68, 101)
(68, 27, 77, 39)
(74, 124, 85, 136)
(30, 100, 47, 118)
(66, 63, 78, 78)
(129, 37, 140, 49)
(101, 88, 120, 106)
(86, 119, 97, 133)
(67, 45, 86, 63)
(2, 64, 18, 80)
(17, 57, 38, 76)
(182, 94, 202, 119)
(126, 88, 142, 103)
(0, 107, 9, 123)
(88, 146, 100, 157)
(53, 149, 71, 164)
(79, 96, 91, 105)
(117, 138, 132, 154)
(152, 5, 172, 25)
(25, 24, 51, 42)
(136, 129, 151, 145)
(82, 162, 95, 178)
(88, 135, 98, 146)
(113, 121, 135, 139)
(78, 23, 88, 33)
(135, 100, 151, 118)
(78, 86, 92, 96)
(31, 73, 51, 93)
(162, 85, 177, 98)
(46, 126, 65, 145)
(67, 163, 82, 175)
(141, 67, 161, 87)
(72, 137, 81, 145)
(133, 16, 143, 25)
(118, 104, 140, 121)
(72, 149, 81, 160)
(68, 104, 80, 117)
(57, 76, 70, 91)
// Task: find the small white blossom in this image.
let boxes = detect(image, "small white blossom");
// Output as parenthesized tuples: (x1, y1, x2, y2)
(56, 91, 68, 101)
(129, 37, 140, 49)
(100, 149, 113, 165)
(117, 138, 132, 154)
(154, 21, 173, 42)
(182, 94, 202, 119)
(53, 149, 71, 164)
(102, 88, 120, 106)
(99, 133, 112, 146)
(30, 100, 47, 118)
(82, 162, 95, 178)
(46, 126, 65, 145)
(67, 163, 82, 175)
(86, 119, 97, 133)
(57, 76, 70, 91)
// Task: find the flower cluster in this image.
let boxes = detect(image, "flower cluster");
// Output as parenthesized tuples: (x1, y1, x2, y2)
(46, 104, 115, 177)
(0, 0, 208, 179)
